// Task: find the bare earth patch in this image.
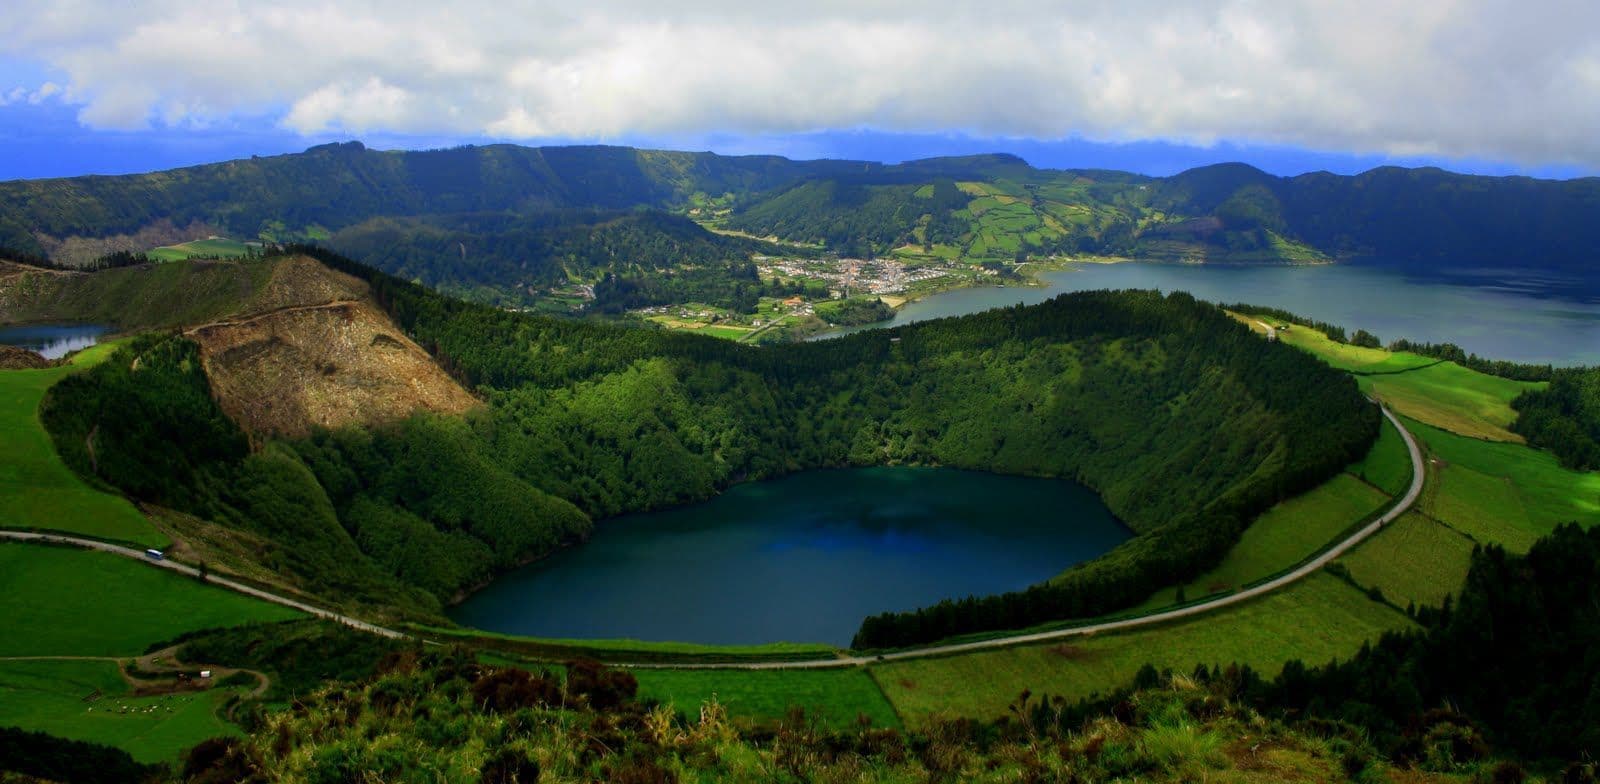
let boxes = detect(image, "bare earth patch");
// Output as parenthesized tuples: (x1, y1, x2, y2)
(188, 298, 478, 439)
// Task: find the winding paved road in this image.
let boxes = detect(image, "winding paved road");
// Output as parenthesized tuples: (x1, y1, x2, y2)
(1, 404, 1422, 670)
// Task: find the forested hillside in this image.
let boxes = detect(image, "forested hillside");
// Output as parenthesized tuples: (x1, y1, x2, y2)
(326, 209, 799, 309)
(41, 249, 1375, 642)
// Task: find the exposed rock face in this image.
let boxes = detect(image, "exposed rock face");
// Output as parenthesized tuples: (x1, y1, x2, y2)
(0, 344, 52, 369)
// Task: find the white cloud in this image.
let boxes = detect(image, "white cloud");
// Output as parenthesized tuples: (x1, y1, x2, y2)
(1, 0, 1598, 166)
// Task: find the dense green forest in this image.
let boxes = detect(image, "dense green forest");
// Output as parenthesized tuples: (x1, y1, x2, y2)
(1511, 367, 1600, 469)
(325, 209, 802, 309)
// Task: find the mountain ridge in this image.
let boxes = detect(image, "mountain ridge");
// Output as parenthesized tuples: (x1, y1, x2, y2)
(1, 141, 1595, 293)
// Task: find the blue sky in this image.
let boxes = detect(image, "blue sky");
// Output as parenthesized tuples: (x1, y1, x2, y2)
(2, 2, 1597, 181)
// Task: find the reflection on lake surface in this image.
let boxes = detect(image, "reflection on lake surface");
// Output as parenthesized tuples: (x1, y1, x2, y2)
(0, 324, 108, 360)
(823, 261, 1600, 367)
(450, 467, 1131, 646)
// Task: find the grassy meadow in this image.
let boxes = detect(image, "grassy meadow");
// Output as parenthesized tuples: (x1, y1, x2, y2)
(1358, 364, 1537, 442)
(412, 624, 838, 663)
(1348, 416, 1413, 496)
(1408, 416, 1600, 551)
(0, 341, 166, 547)
(634, 667, 901, 730)
(1135, 474, 1390, 610)
(0, 542, 301, 657)
(0, 659, 241, 764)
(1243, 311, 1540, 442)
(146, 237, 254, 262)
(873, 573, 1412, 724)
(1337, 511, 1476, 609)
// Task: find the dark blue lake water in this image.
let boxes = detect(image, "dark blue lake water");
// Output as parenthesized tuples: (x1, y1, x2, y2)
(0, 324, 108, 360)
(824, 262, 1600, 367)
(449, 467, 1130, 646)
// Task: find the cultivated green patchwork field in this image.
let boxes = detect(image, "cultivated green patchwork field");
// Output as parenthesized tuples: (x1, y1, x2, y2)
(1337, 511, 1475, 608)
(1359, 364, 1537, 443)
(0, 341, 166, 547)
(1348, 416, 1414, 497)
(1251, 312, 1540, 442)
(873, 573, 1412, 724)
(0, 543, 301, 657)
(1408, 416, 1600, 551)
(0, 660, 241, 763)
(1136, 473, 1390, 611)
(147, 237, 254, 262)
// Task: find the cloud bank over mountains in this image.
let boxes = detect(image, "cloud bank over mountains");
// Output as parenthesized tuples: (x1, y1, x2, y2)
(3, 0, 1598, 168)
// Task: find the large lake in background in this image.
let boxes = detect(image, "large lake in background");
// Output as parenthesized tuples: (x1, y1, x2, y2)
(0, 324, 108, 359)
(450, 467, 1130, 646)
(824, 261, 1600, 367)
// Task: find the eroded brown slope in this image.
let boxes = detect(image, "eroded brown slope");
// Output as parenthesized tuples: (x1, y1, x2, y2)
(187, 297, 477, 438)
(2, 252, 478, 438)
(178, 255, 478, 439)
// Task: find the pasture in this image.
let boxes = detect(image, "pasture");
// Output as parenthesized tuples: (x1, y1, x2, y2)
(0, 542, 301, 657)
(872, 573, 1412, 724)
(412, 624, 837, 663)
(0, 659, 240, 763)
(1348, 416, 1413, 496)
(1250, 314, 1538, 441)
(147, 237, 253, 262)
(1135, 474, 1390, 611)
(1359, 363, 1536, 442)
(0, 342, 166, 547)
(1408, 416, 1600, 551)
(634, 667, 900, 730)
(1337, 512, 1475, 609)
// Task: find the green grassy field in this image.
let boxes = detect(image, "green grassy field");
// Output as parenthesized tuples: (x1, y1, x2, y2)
(412, 624, 837, 662)
(634, 668, 900, 730)
(0, 543, 301, 657)
(1245, 312, 1538, 442)
(1262, 320, 1435, 374)
(1408, 416, 1600, 551)
(1348, 416, 1413, 497)
(1359, 364, 1536, 443)
(1337, 512, 1475, 609)
(872, 573, 1412, 724)
(147, 237, 253, 262)
(0, 659, 240, 763)
(0, 342, 165, 547)
(1135, 474, 1390, 610)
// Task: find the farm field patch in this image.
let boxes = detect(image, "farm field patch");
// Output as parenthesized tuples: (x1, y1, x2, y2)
(634, 668, 900, 730)
(0, 659, 240, 764)
(0, 342, 165, 547)
(1337, 512, 1475, 609)
(1135, 473, 1390, 610)
(873, 573, 1412, 724)
(0, 542, 301, 657)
